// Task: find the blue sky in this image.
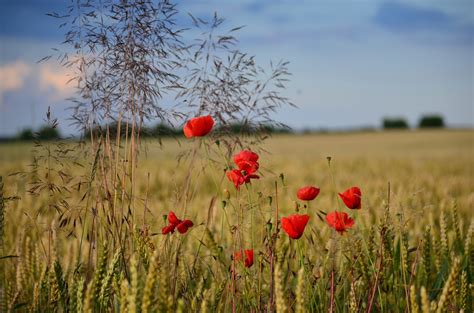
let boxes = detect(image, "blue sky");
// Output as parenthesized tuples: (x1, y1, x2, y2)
(0, 0, 472, 136)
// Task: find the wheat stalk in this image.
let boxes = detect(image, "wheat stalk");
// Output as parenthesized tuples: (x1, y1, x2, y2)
(436, 257, 460, 313)
(420, 286, 430, 313)
(295, 267, 305, 313)
(275, 263, 287, 313)
(141, 250, 159, 312)
(410, 285, 420, 313)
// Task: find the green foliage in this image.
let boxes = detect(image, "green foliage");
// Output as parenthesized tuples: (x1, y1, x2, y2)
(36, 125, 60, 140)
(18, 128, 35, 141)
(418, 115, 445, 128)
(383, 117, 409, 129)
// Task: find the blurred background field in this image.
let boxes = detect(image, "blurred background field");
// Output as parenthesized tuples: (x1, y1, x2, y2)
(2, 129, 472, 225)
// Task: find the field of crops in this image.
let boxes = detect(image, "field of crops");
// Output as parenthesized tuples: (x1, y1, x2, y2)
(0, 129, 473, 312)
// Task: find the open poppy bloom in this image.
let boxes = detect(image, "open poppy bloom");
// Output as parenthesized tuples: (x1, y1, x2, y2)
(234, 249, 254, 268)
(281, 214, 310, 239)
(183, 115, 214, 138)
(326, 211, 355, 234)
(233, 150, 259, 174)
(226, 169, 259, 190)
(162, 211, 194, 235)
(297, 186, 320, 201)
(338, 187, 362, 209)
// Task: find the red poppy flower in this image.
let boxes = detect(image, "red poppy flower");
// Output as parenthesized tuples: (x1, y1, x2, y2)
(297, 186, 320, 201)
(234, 150, 259, 174)
(281, 214, 310, 239)
(326, 211, 355, 234)
(234, 249, 254, 268)
(338, 187, 362, 210)
(183, 115, 214, 138)
(226, 169, 259, 190)
(162, 211, 194, 235)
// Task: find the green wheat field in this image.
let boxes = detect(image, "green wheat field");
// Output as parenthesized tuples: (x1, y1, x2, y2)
(0, 129, 473, 312)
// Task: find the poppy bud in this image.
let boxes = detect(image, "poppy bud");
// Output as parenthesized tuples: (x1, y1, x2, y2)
(293, 201, 299, 212)
(223, 188, 230, 200)
(222, 200, 227, 209)
(266, 221, 273, 233)
(279, 173, 285, 184)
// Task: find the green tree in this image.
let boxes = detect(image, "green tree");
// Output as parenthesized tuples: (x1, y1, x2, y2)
(418, 115, 445, 128)
(18, 128, 35, 141)
(37, 125, 60, 140)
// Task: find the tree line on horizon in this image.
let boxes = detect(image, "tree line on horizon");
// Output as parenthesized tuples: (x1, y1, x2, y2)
(3, 114, 446, 142)
(383, 114, 445, 130)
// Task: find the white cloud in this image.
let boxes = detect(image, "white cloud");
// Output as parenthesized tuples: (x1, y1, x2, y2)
(38, 63, 75, 100)
(0, 61, 31, 101)
(0, 60, 75, 110)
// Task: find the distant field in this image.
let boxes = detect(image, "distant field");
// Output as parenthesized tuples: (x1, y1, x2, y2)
(1, 129, 473, 217)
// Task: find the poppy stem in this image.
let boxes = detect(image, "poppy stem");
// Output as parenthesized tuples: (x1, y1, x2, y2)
(247, 184, 255, 249)
(269, 180, 280, 312)
(181, 139, 202, 215)
(329, 269, 335, 313)
(275, 181, 279, 231)
(326, 157, 343, 212)
(269, 247, 275, 312)
(297, 239, 304, 268)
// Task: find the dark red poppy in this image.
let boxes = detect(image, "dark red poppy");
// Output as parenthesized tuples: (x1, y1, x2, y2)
(183, 115, 214, 138)
(281, 214, 310, 239)
(297, 186, 320, 201)
(162, 211, 194, 235)
(234, 249, 254, 268)
(226, 169, 259, 190)
(234, 150, 259, 174)
(338, 187, 361, 210)
(326, 211, 355, 234)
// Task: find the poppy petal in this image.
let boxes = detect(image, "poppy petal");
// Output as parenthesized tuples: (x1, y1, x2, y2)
(227, 169, 245, 189)
(326, 211, 355, 234)
(244, 249, 254, 268)
(176, 220, 194, 234)
(183, 122, 194, 138)
(168, 211, 181, 225)
(162, 224, 176, 235)
(234, 150, 259, 165)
